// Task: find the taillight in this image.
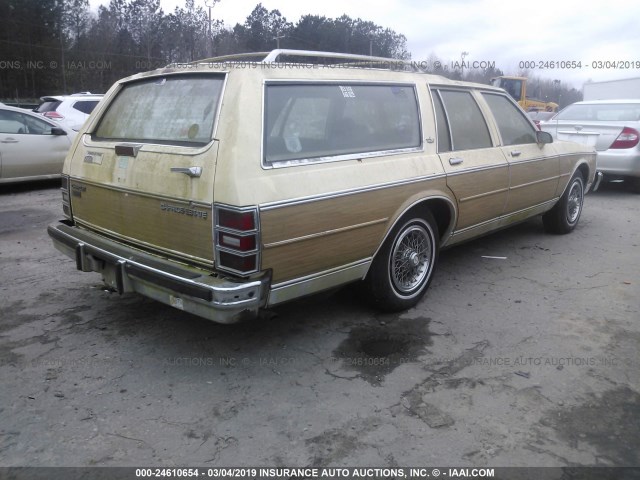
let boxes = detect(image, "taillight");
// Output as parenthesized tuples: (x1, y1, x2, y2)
(43, 111, 64, 120)
(61, 175, 73, 220)
(217, 208, 255, 231)
(214, 205, 260, 276)
(610, 127, 639, 149)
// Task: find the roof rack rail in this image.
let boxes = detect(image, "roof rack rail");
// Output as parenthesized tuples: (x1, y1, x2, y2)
(183, 49, 423, 72)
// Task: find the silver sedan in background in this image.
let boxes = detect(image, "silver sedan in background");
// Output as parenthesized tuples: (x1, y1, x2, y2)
(0, 104, 76, 184)
(542, 99, 640, 192)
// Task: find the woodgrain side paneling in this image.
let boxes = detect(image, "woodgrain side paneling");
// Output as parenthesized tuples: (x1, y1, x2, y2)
(448, 167, 509, 230)
(506, 158, 560, 213)
(262, 223, 386, 283)
(260, 177, 450, 283)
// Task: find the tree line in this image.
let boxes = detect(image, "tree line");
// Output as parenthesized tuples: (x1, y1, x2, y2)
(0, 0, 581, 107)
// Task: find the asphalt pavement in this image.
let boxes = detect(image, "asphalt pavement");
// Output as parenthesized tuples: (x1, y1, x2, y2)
(0, 179, 638, 469)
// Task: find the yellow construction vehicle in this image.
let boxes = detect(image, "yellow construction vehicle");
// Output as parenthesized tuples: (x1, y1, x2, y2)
(490, 76, 558, 112)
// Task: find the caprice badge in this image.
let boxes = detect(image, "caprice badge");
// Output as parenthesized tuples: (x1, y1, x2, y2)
(160, 203, 208, 220)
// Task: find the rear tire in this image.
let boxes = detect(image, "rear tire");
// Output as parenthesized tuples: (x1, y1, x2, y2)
(364, 211, 439, 312)
(543, 172, 585, 234)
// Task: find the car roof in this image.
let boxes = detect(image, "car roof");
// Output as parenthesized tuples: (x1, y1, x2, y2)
(119, 49, 507, 94)
(573, 99, 640, 105)
(1, 104, 37, 113)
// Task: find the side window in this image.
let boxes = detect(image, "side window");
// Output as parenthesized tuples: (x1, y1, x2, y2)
(482, 93, 537, 145)
(0, 110, 28, 134)
(73, 100, 99, 115)
(264, 83, 421, 165)
(431, 91, 451, 153)
(22, 114, 54, 135)
(439, 90, 492, 151)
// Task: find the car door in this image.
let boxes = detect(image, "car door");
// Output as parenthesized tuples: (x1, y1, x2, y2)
(432, 88, 509, 232)
(481, 92, 559, 213)
(0, 110, 70, 179)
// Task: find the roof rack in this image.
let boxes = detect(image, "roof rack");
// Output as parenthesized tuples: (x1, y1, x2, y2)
(183, 49, 423, 72)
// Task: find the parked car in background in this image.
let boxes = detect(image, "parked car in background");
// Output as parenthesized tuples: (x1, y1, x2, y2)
(528, 110, 555, 129)
(0, 104, 76, 184)
(34, 92, 103, 131)
(48, 49, 600, 324)
(542, 100, 640, 192)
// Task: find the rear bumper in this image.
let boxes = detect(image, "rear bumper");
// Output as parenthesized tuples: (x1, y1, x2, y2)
(48, 222, 270, 324)
(596, 150, 640, 178)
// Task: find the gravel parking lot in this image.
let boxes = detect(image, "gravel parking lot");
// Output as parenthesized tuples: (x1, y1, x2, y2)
(1, 180, 638, 468)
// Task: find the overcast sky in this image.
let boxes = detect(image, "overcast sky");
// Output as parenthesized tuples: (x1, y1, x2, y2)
(89, 0, 640, 89)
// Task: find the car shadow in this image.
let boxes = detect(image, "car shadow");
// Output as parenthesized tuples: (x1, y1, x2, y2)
(0, 178, 61, 194)
(592, 178, 638, 196)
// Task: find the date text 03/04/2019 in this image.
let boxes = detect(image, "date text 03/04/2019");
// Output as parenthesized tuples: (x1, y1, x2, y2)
(135, 467, 497, 478)
(518, 60, 640, 69)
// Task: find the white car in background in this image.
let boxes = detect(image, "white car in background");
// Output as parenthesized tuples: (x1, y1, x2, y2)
(34, 92, 103, 131)
(0, 104, 76, 184)
(542, 99, 640, 192)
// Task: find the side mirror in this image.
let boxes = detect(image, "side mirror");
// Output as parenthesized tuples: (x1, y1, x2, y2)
(51, 127, 67, 136)
(536, 130, 553, 144)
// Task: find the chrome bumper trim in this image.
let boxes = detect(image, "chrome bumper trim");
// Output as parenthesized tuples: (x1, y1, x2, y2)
(592, 171, 604, 192)
(48, 223, 270, 323)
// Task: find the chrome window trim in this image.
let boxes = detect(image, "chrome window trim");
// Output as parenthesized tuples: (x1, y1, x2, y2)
(260, 80, 424, 169)
(265, 147, 424, 169)
(82, 133, 219, 156)
(430, 88, 453, 153)
(259, 172, 447, 211)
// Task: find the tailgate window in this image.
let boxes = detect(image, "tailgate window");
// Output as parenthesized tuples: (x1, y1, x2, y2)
(94, 74, 224, 146)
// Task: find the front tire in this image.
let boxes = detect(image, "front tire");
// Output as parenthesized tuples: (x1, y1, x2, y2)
(543, 172, 585, 234)
(365, 211, 439, 312)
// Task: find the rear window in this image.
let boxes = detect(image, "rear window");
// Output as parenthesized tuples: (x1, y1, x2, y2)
(35, 101, 61, 113)
(555, 103, 640, 122)
(264, 83, 421, 165)
(94, 74, 224, 146)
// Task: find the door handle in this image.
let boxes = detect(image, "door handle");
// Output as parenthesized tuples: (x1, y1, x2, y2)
(170, 166, 202, 177)
(449, 157, 464, 166)
(510, 150, 521, 157)
(1, 138, 18, 144)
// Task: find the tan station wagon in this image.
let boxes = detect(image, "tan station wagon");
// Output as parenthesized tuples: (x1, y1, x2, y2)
(48, 50, 601, 323)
